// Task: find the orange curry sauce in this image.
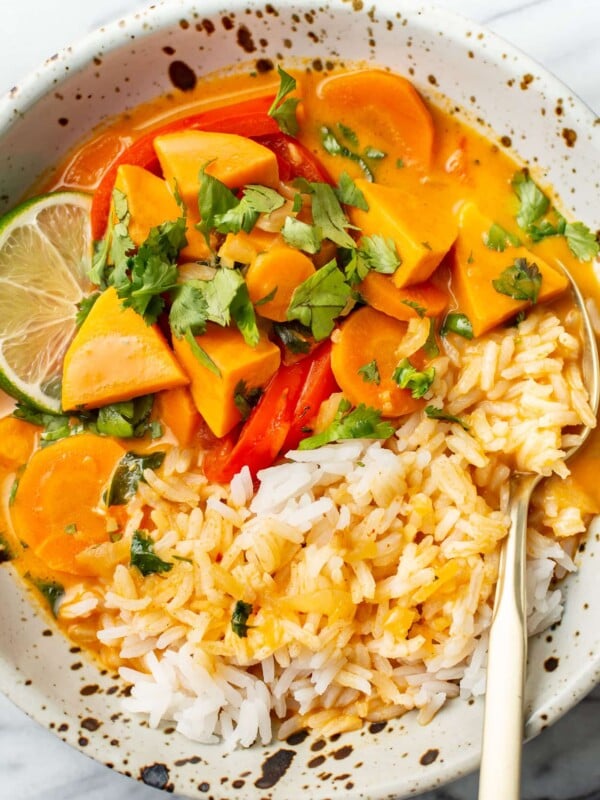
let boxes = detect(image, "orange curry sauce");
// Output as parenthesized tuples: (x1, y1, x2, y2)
(1, 64, 599, 642)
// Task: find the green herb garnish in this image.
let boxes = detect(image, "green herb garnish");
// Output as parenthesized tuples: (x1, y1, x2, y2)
(268, 66, 300, 136)
(287, 260, 352, 341)
(392, 358, 435, 398)
(492, 257, 542, 303)
(485, 223, 521, 252)
(107, 451, 166, 506)
(130, 530, 173, 577)
(233, 380, 263, 421)
(299, 399, 394, 449)
(358, 360, 381, 385)
(231, 599, 253, 638)
(424, 405, 469, 430)
(27, 575, 65, 617)
(441, 312, 474, 340)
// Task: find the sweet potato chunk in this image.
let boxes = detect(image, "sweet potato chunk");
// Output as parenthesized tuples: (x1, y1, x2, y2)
(62, 287, 188, 410)
(349, 180, 458, 288)
(451, 202, 569, 337)
(172, 325, 281, 438)
(153, 131, 280, 207)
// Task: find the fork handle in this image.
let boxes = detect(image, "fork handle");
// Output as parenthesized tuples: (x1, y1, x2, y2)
(477, 473, 539, 800)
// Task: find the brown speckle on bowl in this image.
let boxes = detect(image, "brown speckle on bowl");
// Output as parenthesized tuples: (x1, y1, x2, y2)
(520, 73, 534, 90)
(544, 656, 560, 672)
(420, 748, 440, 766)
(562, 128, 577, 147)
(168, 60, 197, 91)
(255, 748, 296, 788)
(237, 25, 256, 53)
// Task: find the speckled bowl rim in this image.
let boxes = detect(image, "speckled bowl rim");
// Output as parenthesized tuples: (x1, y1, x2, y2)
(1, 1, 600, 798)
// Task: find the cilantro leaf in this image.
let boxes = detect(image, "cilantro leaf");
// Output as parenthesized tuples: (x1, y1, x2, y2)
(230, 280, 260, 347)
(485, 223, 521, 252)
(169, 281, 209, 338)
(184, 328, 222, 377)
(527, 217, 566, 242)
(27, 574, 64, 617)
(423, 317, 440, 358)
(492, 257, 542, 303)
(233, 380, 263, 421)
(281, 216, 323, 254)
(334, 172, 369, 211)
(358, 235, 400, 274)
(273, 322, 312, 354)
(95, 395, 155, 439)
(309, 182, 357, 249)
(214, 185, 285, 235)
(392, 358, 435, 398)
(565, 221, 600, 261)
(401, 299, 426, 318)
(425, 405, 469, 430)
(299, 399, 394, 449)
(268, 66, 300, 136)
(287, 260, 352, 340)
(197, 164, 238, 244)
(89, 188, 135, 288)
(107, 451, 166, 506)
(75, 292, 100, 328)
(512, 170, 549, 229)
(338, 123, 359, 146)
(440, 312, 474, 340)
(231, 599, 253, 637)
(363, 146, 386, 160)
(358, 360, 380, 385)
(116, 216, 186, 324)
(130, 530, 173, 577)
(320, 126, 374, 181)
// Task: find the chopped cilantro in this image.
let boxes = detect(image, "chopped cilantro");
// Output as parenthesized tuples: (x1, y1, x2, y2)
(338, 123, 359, 146)
(27, 574, 64, 617)
(299, 399, 394, 449)
(527, 217, 566, 243)
(183, 328, 222, 377)
(309, 182, 358, 249)
(169, 281, 209, 338)
(512, 170, 549, 229)
(334, 172, 369, 211)
(358, 359, 381, 385)
(401, 299, 426, 318)
(392, 358, 435, 398)
(231, 599, 253, 638)
(64, 523, 77, 535)
(8, 477, 19, 507)
(281, 216, 323, 254)
(485, 223, 521, 252)
(441, 312, 474, 340)
(214, 185, 285, 234)
(396, 158, 405, 169)
(287, 260, 352, 340)
(107, 451, 166, 506)
(130, 530, 173, 577)
(344, 235, 400, 285)
(565, 221, 600, 262)
(197, 164, 238, 244)
(75, 292, 101, 328)
(363, 146, 386, 160)
(233, 380, 263, 421)
(273, 322, 312, 354)
(255, 287, 278, 306)
(423, 317, 440, 358)
(492, 257, 542, 303)
(425, 405, 469, 430)
(320, 126, 374, 181)
(268, 66, 300, 136)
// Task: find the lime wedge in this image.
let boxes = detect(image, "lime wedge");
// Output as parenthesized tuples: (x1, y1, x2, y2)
(0, 191, 93, 413)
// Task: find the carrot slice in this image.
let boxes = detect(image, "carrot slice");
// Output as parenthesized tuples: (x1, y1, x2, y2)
(359, 273, 448, 321)
(246, 245, 316, 322)
(317, 69, 435, 169)
(10, 433, 125, 576)
(61, 287, 189, 410)
(331, 306, 424, 417)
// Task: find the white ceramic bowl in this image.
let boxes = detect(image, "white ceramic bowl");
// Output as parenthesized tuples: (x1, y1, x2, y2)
(1, 1, 600, 797)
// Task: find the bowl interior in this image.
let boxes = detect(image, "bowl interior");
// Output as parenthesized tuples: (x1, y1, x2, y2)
(1, 1, 600, 798)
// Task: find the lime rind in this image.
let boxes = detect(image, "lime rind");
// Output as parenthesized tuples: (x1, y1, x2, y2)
(0, 191, 93, 413)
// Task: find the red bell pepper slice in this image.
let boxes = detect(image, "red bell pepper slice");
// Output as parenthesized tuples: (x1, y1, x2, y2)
(203, 357, 311, 484)
(281, 341, 338, 452)
(254, 133, 333, 184)
(90, 95, 280, 240)
(202, 341, 338, 483)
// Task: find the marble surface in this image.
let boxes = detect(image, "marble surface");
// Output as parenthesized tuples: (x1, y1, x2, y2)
(2, 1, 600, 798)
